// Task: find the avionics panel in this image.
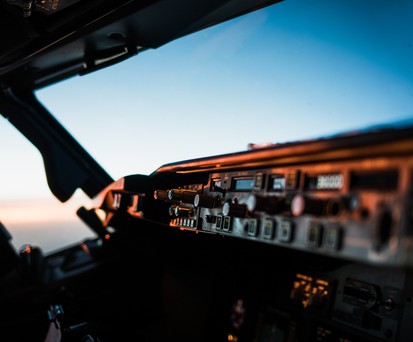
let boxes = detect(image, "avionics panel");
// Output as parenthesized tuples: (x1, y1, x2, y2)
(92, 126, 413, 342)
(95, 126, 413, 267)
(151, 154, 413, 267)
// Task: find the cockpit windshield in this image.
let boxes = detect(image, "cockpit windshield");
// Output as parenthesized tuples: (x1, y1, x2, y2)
(35, 0, 413, 180)
(1, 0, 413, 253)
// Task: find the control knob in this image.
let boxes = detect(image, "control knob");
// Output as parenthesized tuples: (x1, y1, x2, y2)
(223, 202, 247, 218)
(245, 194, 289, 214)
(291, 195, 342, 216)
(154, 190, 169, 201)
(167, 189, 197, 203)
(194, 194, 219, 208)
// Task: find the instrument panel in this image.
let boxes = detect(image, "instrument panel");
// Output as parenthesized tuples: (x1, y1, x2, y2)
(153, 156, 412, 266)
(93, 125, 413, 267)
(87, 126, 413, 341)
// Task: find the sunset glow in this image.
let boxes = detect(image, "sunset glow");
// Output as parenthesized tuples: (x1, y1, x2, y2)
(0, 194, 92, 224)
(0, 199, 78, 225)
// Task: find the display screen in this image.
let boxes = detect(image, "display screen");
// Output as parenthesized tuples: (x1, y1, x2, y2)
(232, 177, 254, 191)
(269, 174, 286, 191)
(305, 173, 344, 190)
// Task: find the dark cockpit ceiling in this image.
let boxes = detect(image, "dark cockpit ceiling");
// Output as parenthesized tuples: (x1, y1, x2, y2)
(0, 0, 282, 89)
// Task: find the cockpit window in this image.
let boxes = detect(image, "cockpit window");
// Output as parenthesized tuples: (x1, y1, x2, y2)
(1, 0, 413, 254)
(35, 0, 413, 180)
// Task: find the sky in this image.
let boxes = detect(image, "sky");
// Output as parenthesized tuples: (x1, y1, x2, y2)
(1, 0, 413, 252)
(36, 0, 413, 180)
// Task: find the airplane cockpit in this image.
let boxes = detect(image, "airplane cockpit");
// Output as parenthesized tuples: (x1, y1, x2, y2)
(1, 1, 413, 341)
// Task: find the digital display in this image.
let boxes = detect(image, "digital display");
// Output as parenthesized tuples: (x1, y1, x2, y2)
(268, 174, 286, 191)
(232, 177, 254, 191)
(306, 173, 343, 190)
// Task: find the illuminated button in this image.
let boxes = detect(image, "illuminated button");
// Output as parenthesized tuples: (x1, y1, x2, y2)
(325, 224, 343, 250)
(223, 216, 232, 231)
(247, 219, 259, 237)
(278, 220, 294, 242)
(307, 222, 323, 248)
(216, 215, 223, 229)
(262, 219, 275, 239)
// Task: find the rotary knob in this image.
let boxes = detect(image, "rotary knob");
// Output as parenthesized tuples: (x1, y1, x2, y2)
(223, 202, 247, 218)
(194, 194, 219, 208)
(291, 195, 342, 216)
(245, 194, 288, 214)
(167, 189, 197, 203)
(154, 189, 169, 201)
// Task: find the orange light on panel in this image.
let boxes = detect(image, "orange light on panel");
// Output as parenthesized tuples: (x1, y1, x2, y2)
(227, 334, 239, 342)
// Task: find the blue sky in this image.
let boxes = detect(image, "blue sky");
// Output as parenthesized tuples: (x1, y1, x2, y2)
(1, 0, 413, 201)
